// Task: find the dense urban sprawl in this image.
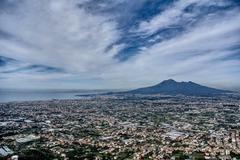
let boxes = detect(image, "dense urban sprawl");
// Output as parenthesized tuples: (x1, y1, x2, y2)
(0, 94, 240, 160)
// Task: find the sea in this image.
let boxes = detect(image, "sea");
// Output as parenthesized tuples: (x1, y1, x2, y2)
(0, 89, 111, 103)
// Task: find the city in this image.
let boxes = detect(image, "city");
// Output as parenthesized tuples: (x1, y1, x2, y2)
(0, 94, 240, 160)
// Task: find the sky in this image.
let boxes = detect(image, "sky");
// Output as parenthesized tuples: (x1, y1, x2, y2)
(0, 0, 240, 90)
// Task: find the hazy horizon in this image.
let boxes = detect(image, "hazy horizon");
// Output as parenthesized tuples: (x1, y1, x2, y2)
(0, 79, 240, 92)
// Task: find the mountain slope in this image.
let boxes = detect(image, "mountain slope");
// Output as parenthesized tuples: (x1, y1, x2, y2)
(126, 79, 231, 96)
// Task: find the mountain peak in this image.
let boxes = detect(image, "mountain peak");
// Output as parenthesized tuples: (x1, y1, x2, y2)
(127, 79, 232, 96)
(158, 79, 177, 85)
(162, 79, 176, 83)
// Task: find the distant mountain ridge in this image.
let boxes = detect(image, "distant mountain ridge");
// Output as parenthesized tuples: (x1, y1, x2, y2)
(124, 79, 232, 96)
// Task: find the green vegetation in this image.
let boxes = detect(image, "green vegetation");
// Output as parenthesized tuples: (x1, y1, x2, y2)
(115, 149, 134, 160)
(172, 150, 189, 160)
(73, 128, 101, 138)
(66, 144, 113, 160)
(230, 151, 240, 160)
(192, 152, 205, 160)
(18, 149, 58, 160)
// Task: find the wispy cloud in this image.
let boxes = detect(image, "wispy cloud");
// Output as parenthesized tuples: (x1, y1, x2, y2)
(102, 8, 240, 89)
(0, 0, 121, 73)
(133, 0, 233, 35)
(0, 0, 239, 89)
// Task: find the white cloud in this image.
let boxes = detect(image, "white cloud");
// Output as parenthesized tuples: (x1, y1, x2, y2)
(134, 0, 232, 35)
(0, 0, 121, 73)
(0, 0, 239, 89)
(102, 10, 240, 89)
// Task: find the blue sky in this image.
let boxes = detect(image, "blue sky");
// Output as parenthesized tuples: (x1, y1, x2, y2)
(0, 0, 240, 90)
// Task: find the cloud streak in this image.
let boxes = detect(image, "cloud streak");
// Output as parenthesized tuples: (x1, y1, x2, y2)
(0, 0, 239, 89)
(0, 0, 121, 73)
(134, 0, 233, 35)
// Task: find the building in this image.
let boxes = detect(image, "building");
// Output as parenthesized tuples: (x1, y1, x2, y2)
(0, 146, 14, 157)
(15, 135, 40, 148)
